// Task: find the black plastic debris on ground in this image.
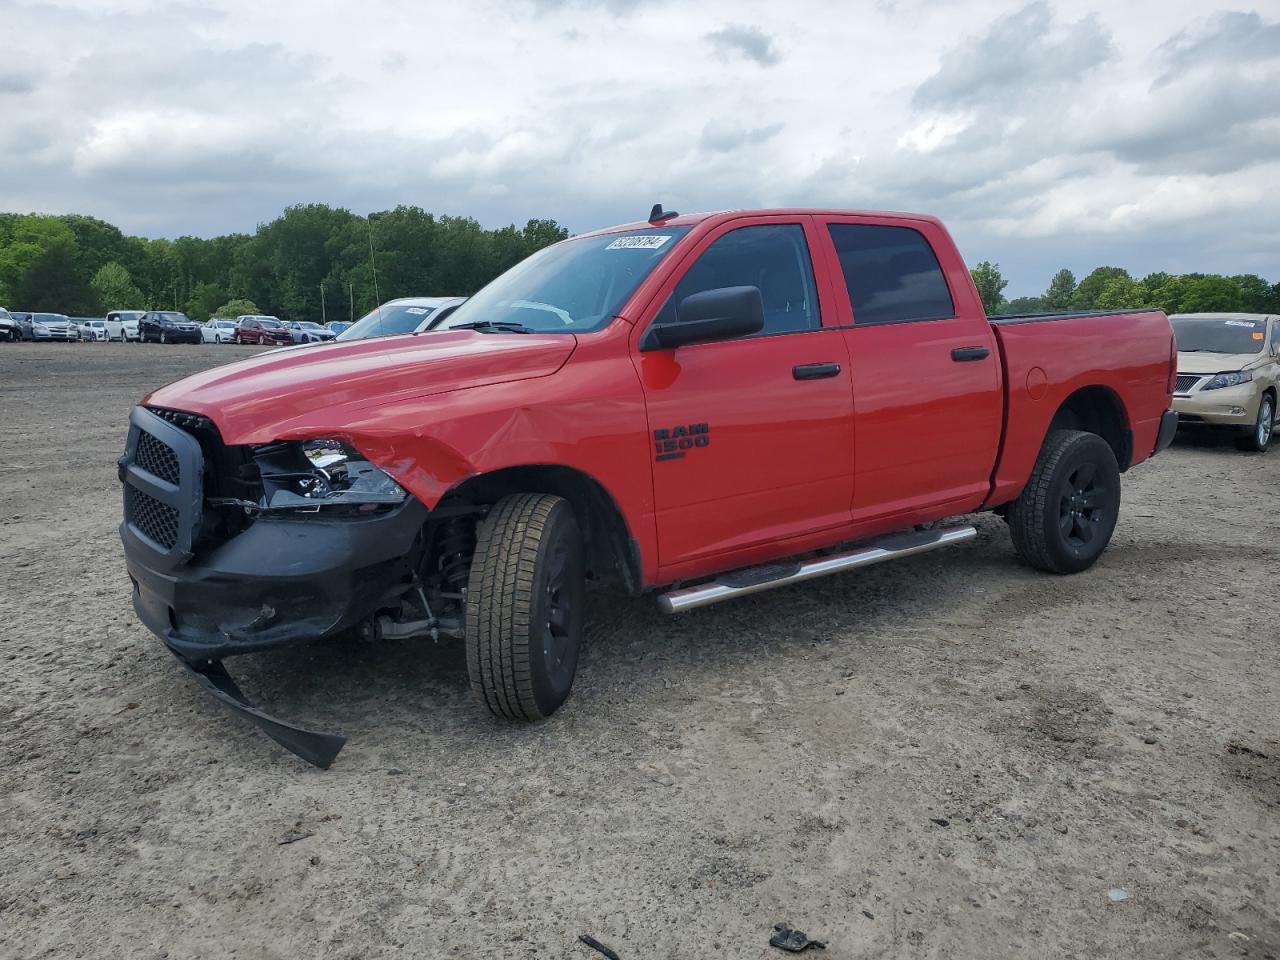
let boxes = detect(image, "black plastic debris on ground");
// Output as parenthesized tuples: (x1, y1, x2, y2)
(579, 934, 621, 960)
(770, 924, 826, 952)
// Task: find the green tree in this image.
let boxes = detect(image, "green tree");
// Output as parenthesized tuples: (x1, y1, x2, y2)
(91, 261, 144, 309)
(970, 261, 1007, 314)
(996, 296, 1045, 315)
(1042, 269, 1076, 310)
(184, 281, 230, 321)
(1094, 275, 1151, 309)
(212, 298, 260, 318)
(1178, 276, 1245, 313)
(1232, 274, 1278, 313)
(1072, 267, 1130, 309)
(14, 239, 100, 313)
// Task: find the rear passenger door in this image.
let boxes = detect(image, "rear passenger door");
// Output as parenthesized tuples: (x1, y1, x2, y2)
(633, 216, 855, 572)
(816, 216, 1003, 523)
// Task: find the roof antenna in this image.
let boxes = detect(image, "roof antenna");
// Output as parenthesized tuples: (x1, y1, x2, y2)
(649, 203, 678, 224)
(367, 217, 384, 333)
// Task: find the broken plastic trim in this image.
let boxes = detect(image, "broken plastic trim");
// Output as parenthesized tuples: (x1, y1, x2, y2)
(173, 653, 346, 768)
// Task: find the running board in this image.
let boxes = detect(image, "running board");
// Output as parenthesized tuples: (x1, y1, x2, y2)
(656, 525, 978, 614)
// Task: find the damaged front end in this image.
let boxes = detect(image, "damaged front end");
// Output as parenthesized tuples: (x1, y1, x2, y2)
(118, 405, 442, 767)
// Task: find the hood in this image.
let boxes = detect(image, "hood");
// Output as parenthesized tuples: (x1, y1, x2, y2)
(1177, 350, 1267, 374)
(145, 330, 577, 444)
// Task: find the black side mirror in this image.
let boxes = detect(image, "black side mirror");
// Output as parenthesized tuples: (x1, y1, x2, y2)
(640, 285, 765, 351)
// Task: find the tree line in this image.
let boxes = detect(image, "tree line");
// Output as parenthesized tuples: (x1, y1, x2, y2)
(0, 205, 568, 321)
(2, 202, 1274, 323)
(969, 261, 1280, 317)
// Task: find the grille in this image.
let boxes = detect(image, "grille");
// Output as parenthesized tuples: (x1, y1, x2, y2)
(1174, 374, 1201, 393)
(126, 485, 179, 550)
(135, 431, 180, 485)
(147, 407, 213, 433)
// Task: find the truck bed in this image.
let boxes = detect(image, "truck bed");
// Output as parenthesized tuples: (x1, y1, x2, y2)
(984, 308, 1174, 507)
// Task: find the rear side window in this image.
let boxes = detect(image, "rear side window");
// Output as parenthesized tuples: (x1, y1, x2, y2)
(827, 224, 954, 326)
(662, 223, 819, 336)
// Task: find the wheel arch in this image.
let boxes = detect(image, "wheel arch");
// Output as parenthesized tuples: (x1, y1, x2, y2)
(438, 464, 643, 594)
(1046, 385, 1132, 471)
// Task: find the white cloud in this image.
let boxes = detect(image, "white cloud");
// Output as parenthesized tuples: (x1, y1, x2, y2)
(0, 0, 1275, 293)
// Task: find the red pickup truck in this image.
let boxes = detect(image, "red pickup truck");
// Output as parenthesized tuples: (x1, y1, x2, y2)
(119, 207, 1178, 765)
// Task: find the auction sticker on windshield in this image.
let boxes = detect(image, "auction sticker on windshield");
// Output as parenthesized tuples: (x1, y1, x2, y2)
(606, 235, 672, 250)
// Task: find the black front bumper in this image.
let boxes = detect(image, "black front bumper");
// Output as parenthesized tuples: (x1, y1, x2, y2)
(119, 405, 428, 662)
(123, 499, 428, 661)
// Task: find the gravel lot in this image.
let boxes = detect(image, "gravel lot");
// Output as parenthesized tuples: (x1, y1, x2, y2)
(1, 342, 1277, 960)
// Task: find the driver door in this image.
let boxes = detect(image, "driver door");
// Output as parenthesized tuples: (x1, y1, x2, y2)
(632, 216, 855, 575)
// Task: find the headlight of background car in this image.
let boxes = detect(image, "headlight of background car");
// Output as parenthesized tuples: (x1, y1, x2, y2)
(33, 323, 48, 333)
(251, 439, 407, 514)
(1202, 370, 1252, 391)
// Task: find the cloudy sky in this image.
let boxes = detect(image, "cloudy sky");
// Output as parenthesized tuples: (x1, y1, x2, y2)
(1, 0, 1276, 294)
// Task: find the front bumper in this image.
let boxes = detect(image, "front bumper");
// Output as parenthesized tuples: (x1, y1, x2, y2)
(160, 329, 203, 343)
(1172, 383, 1260, 427)
(119, 405, 429, 662)
(122, 499, 428, 661)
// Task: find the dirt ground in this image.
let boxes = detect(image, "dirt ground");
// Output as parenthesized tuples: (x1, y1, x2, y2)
(0, 341, 1277, 960)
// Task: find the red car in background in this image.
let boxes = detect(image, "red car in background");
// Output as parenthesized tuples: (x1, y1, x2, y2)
(233, 316, 292, 345)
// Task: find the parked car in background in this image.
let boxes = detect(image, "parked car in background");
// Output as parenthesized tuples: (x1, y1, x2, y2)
(1171, 312, 1279, 452)
(106, 310, 145, 341)
(286, 321, 337, 344)
(28, 313, 77, 341)
(139, 311, 203, 344)
(0, 307, 19, 342)
(201, 319, 239, 344)
(234, 316, 292, 345)
(336, 296, 467, 341)
(74, 318, 108, 341)
(324, 320, 352, 335)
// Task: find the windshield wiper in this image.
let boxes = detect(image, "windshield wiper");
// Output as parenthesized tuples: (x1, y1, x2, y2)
(447, 320, 535, 334)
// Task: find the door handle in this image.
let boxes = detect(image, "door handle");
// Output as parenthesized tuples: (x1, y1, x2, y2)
(793, 362, 842, 380)
(951, 346, 990, 362)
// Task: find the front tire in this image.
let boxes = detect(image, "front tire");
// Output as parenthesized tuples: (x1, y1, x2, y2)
(1008, 429, 1120, 574)
(465, 493, 585, 721)
(1235, 394, 1274, 452)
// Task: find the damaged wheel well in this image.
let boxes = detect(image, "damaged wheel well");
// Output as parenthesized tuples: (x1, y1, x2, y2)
(436, 466, 642, 594)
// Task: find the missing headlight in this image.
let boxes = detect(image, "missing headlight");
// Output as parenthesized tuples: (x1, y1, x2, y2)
(250, 440, 407, 514)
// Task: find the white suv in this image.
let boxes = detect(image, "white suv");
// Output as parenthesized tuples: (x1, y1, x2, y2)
(105, 310, 145, 341)
(0, 307, 18, 342)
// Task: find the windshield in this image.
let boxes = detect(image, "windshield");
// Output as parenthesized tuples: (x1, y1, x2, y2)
(338, 303, 437, 340)
(34, 314, 68, 322)
(438, 226, 692, 333)
(295, 321, 322, 330)
(157, 312, 189, 322)
(1173, 317, 1267, 354)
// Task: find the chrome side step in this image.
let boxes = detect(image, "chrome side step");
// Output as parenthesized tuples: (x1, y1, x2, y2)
(656, 525, 978, 614)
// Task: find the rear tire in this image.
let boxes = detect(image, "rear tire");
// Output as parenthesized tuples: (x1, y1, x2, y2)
(1235, 394, 1274, 452)
(465, 493, 585, 721)
(1008, 429, 1120, 574)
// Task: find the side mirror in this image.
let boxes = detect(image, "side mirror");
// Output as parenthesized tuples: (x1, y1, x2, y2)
(640, 285, 765, 351)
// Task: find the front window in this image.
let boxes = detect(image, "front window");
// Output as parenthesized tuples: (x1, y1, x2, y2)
(256, 318, 283, 329)
(438, 226, 692, 333)
(1172, 316, 1266, 354)
(658, 224, 819, 336)
(156, 312, 188, 323)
